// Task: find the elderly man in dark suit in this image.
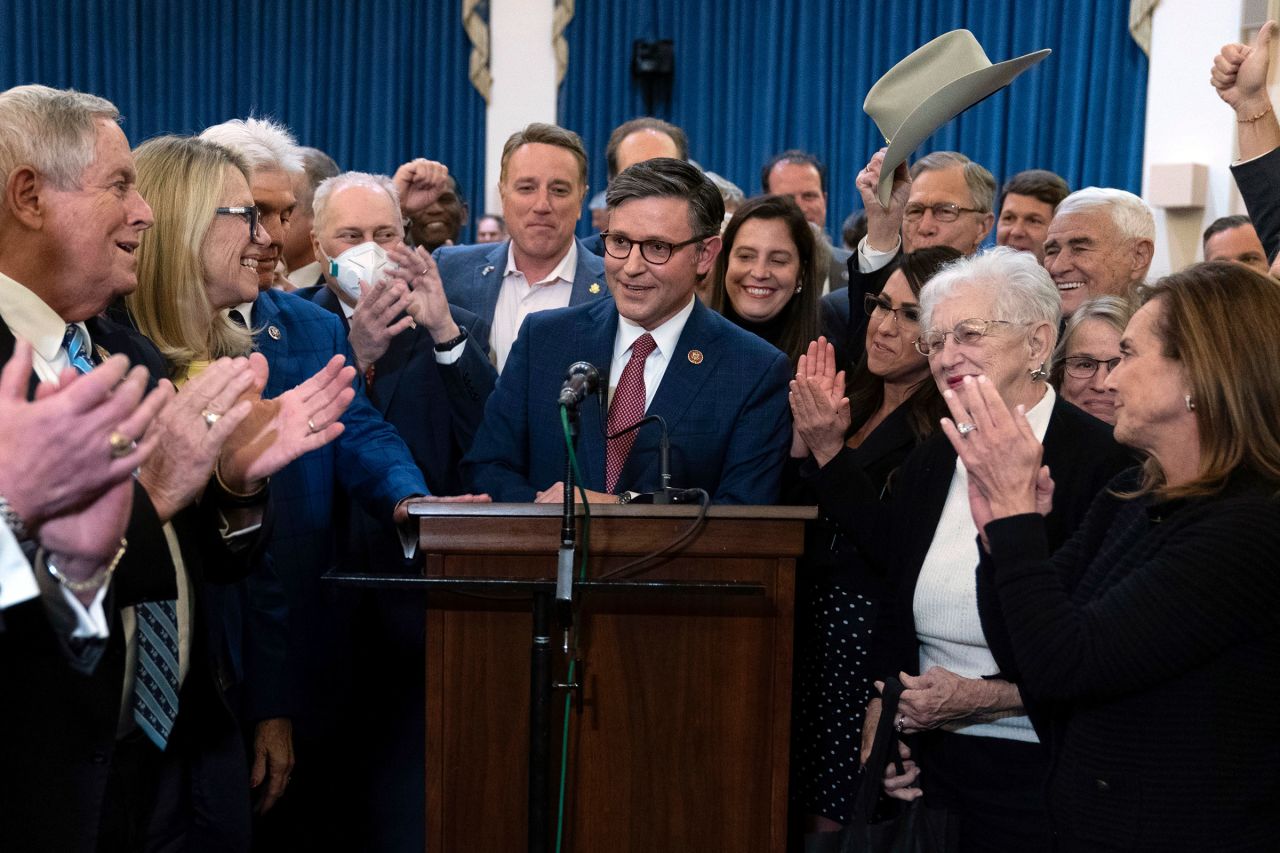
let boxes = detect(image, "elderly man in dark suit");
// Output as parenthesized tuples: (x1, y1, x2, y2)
(466, 158, 791, 506)
(433, 123, 607, 373)
(0, 85, 325, 852)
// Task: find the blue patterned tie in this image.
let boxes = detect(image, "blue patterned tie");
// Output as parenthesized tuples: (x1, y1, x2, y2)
(61, 324, 95, 374)
(63, 324, 182, 749)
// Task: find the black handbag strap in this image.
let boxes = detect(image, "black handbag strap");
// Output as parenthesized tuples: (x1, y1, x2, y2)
(849, 676, 905, 825)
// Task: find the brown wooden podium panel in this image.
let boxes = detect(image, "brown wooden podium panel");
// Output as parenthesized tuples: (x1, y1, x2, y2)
(414, 504, 812, 853)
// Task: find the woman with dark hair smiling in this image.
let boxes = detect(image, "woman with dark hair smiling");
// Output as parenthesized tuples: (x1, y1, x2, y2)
(709, 194, 820, 367)
(787, 245, 958, 832)
(946, 261, 1280, 851)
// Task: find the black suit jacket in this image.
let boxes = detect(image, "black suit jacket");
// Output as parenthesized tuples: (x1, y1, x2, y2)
(0, 317, 259, 851)
(810, 394, 1134, 723)
(296, 284, 495, 499)
(1231, 146, 1280, 263)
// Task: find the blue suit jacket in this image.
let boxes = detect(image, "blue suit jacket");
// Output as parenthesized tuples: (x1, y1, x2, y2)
(247, 288, 426, 735)
(464, 297, 793, 504)
(432, 237, 608, 330)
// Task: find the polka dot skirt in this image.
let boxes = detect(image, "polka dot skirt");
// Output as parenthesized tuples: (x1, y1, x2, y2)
(791, 580, 879, 824)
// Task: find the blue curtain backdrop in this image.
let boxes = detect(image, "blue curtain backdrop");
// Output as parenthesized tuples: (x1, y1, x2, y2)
(560, 0, 1148, 239)
(0, 0, 486, 241)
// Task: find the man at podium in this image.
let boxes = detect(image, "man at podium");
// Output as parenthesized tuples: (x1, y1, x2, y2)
(464, 158, 791, 504)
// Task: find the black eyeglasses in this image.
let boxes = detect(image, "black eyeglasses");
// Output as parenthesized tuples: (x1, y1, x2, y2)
(903, 202, 985, 223)
(863, 293, 922, 325)
(599, 231, 713, 265)
(1061, 355, 1121, 380)
(914, 318, 1023, 356)
(215, 206, 260, 239)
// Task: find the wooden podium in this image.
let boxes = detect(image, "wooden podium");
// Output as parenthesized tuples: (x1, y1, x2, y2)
(403, 502, 812, 853)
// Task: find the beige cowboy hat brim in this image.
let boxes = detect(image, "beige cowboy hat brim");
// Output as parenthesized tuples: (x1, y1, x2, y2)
(866, 45, 1050, 207)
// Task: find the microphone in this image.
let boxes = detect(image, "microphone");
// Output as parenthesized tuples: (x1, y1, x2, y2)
(606, 414, 698, 504)
(558, 361, 601, 408)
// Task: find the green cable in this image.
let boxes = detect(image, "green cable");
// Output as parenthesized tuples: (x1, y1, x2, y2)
(555, 405, 591, 853)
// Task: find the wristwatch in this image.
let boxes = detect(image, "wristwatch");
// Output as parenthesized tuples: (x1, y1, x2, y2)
(434, 325, 468, 352)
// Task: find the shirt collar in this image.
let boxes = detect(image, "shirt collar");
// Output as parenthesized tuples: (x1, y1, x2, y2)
(1024, 383, 1057, 442)
(504, 240, 578, 286)
(0, 269, 85, 364)
(614, 295, 697, 362)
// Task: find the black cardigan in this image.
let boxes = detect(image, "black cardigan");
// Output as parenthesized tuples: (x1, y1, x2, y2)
(810, 394, 1134, 702)
(977, 470, 1280, 851)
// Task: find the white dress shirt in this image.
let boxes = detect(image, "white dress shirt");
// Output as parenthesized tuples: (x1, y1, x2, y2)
(491, 242, 578, 373)
(607, 296, 697, 410)
(0, 271, 111, 635)
(912, 385, 1056, 743)
(287, 260, 323, 290)
(856, 234, 900, 274)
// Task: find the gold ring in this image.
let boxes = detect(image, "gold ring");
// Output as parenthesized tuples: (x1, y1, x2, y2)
(202, 409, 221, 429)
(108, 431, 135, 459)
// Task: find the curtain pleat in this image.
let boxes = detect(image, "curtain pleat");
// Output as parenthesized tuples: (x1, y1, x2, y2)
(0, 0, 486, 241)
(559, 0, 1148, 239)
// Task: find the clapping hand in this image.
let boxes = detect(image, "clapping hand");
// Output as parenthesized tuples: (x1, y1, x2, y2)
(788, 337, 849, 465)
(385, 244, 460, 344)
(940, 375, 1048, 548)
(216, 353, 355, 493)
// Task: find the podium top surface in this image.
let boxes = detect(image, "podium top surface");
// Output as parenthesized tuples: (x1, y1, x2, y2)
(406, 501, 818, 520)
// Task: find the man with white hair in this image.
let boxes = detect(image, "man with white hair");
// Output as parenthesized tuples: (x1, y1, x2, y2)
(199, 118, 430, 841)
(301, 170, 494, 499)
(1042, 187, 1155, 318)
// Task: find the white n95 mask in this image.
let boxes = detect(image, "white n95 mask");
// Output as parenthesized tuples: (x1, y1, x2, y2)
(326, 241, 393, 302)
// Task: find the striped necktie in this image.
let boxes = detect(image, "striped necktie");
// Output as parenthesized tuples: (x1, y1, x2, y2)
(63, 326, 183, 750)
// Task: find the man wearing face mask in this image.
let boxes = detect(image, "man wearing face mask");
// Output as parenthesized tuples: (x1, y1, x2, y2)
(301, 171, 495, 496)
(295, 171, 494, 850)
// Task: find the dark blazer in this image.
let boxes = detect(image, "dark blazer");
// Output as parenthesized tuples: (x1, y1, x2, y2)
(295, 284, 495, 498)
(432, 237, 608, 331)
(977, 470, 1280, 851)
(811, 394, 1134, 696)
(464, 297, 793, 504)
(828, 244, 852, 292)
(0, 317, 258, 852)
(1230, 146, 1280, 263)
(245, 288, 427, 736)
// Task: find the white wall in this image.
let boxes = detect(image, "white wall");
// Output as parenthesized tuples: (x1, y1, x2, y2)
(1142, 0, 1248, 276)
(484, 0, 559, 214)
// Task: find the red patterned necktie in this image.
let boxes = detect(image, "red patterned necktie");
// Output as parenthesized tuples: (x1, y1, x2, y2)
(605, 333, 657, 493)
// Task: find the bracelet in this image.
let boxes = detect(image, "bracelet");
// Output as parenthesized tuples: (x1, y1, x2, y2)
(433, 325, 468, 352)
(1238, 103, 1274, 123)
(45, 538, 128, 594)
(0, 493, 29, 540)
(213, 460, 269, 507)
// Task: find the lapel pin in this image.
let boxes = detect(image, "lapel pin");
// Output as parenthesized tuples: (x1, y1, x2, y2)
(687, 349, 704, 365)
(94, 344, 111, 363)
(268, 325, 282, 340)
(482, 265, 495, 277)
(589, 282, 601, 294)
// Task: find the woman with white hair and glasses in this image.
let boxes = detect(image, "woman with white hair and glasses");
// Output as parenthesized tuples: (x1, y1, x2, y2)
(802, 247, 1130, 851)
(949, 261, 1280, 850)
